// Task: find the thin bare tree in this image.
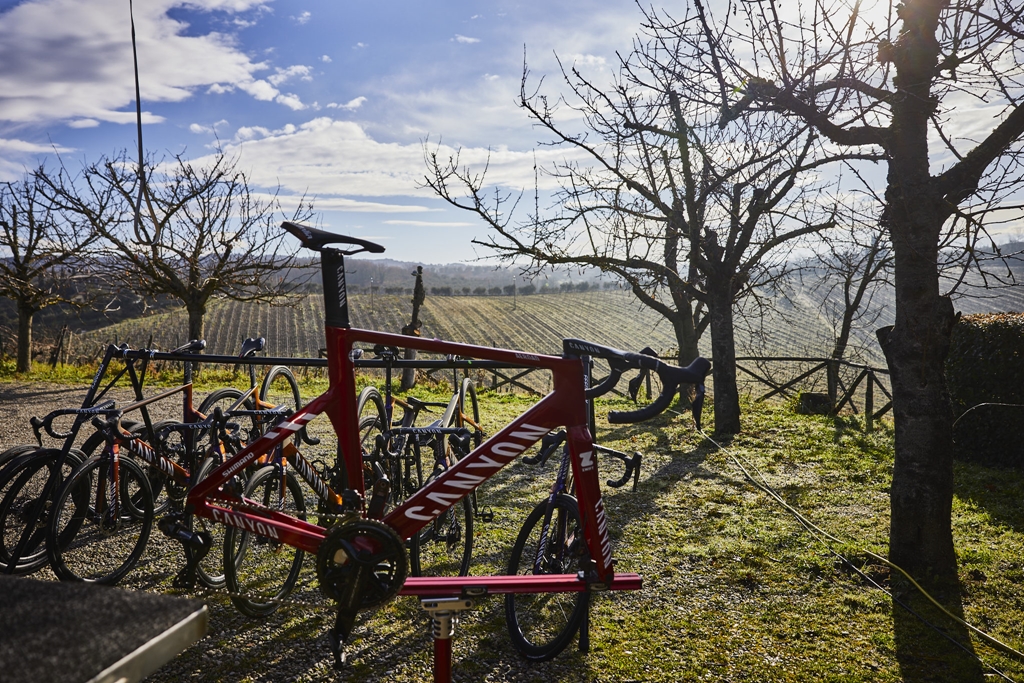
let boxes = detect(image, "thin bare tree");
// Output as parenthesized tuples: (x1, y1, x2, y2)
(39, 150, 312, 346)
(0, 174, 97, 371)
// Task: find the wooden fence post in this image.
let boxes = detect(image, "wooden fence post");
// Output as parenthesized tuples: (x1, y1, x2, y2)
(865, 371, 874, 432)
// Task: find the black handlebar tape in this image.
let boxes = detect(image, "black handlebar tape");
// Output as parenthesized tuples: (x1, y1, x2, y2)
(585, 367, 624, 400)
(35, 400, 119, 440)
(607, 357, 712, 424)
(608, 387, 677, 424)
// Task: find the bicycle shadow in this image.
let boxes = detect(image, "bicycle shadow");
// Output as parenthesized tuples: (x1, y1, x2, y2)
(0, 383, 83, 401)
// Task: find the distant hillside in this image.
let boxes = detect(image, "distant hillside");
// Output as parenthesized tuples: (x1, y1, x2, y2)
(56, 275, 1024, 372)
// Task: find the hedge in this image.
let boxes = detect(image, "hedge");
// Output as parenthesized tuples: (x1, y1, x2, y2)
(946, 312, 1024, 468)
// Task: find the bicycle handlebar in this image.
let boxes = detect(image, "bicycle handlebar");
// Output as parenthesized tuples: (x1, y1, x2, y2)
(563, 338, 712, 430)
(31, 400, 118, 442)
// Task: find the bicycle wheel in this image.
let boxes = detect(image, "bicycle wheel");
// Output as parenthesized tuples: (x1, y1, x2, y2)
(198, 388, 259, 444)
(189, 456, 230, 589)
(224, 464, 306, 617)
(0, 444, 37, 469)
(504, 494, 589, 661)
(355, 385, 389, 489)
(260, 366, 306, 444)
(409, 484, 472, 577)
(0, 448, 85, 574)
(48, 454, 154, 585)
(458, 378, 484, 447)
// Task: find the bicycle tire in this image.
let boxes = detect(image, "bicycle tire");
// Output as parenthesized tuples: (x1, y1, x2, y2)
(458, 378, 484, 447)
(504, 494, 589, 661)
(355, 385, 389, 491)
(48, 454, 154, 585)
(260, 365, 306, 444)
(409, 486, 473, 577)
(189, 456, 229, 589)
(0, 444, 37, 469)
(0, 447, 86, 575)
(198, 388, 259, 444)
(224, 464, 306, 618)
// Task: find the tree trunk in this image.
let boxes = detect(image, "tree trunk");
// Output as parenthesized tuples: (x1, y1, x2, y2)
(878, 1, 958, 585)
(707, 281, 741, 435)
(187, 303, 206, 344)
(671, 310, 700, 367)
(878, 203, 958, 585)
(16, 301, 34, 373)
(400, 348, 417, 391)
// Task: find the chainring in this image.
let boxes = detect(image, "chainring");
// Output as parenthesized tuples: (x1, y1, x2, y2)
(316, 518, 408, 609)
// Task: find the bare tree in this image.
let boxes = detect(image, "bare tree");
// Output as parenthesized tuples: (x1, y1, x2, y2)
(39, 150, 312, 345)
(0, 175, 96, 372)
(656, 0, 1024, 581)
(806, 209, 894, 404)
(425, 49, 873, 434)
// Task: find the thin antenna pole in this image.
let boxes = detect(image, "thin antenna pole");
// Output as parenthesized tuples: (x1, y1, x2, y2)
(130, 0, 146, 240)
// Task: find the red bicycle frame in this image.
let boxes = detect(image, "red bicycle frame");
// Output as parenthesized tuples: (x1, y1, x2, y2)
(187, 324, 618, 586)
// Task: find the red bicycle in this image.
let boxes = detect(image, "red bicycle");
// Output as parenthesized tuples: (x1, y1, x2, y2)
(185, 221, 711, 678)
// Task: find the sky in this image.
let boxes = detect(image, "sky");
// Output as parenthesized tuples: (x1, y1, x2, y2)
(0, 0, 644, 264)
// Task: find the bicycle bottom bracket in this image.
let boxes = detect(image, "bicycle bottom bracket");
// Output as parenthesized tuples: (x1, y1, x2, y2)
(316, 518, 408, 608)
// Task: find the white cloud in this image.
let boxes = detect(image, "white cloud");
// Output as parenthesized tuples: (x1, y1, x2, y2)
(292, 11, 311, 25)
(453, 35, 480, 44)
(68, 119, 100, 128)
(321, 55, 332, 63)
(326, 97, 367, 111)
(0, 0, 306, 126)
(384, 220, 475, 227)
(482, 74, 499, 82)
(192, 117, 578, 200)
(0, 138, 71, 154)
(309, 198, 433, 213)
(353, 42, 367, 50)
(0, 137, 75, 181)
(190, 123, 212, 134)
(239, 80, 279, 102)
(568, 54, 607, 67)
(275, 93, 306, 111)
(268, 65, 312, 86)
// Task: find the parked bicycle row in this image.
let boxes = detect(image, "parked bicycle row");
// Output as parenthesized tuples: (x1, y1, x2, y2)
(0, 222, 712, 678)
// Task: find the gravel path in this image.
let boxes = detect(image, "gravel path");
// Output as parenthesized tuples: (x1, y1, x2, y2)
(0, 381, 611, 683)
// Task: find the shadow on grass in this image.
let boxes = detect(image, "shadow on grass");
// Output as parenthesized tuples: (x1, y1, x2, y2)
(891, 580, 986, 683)
(952, 460, 1024, 535)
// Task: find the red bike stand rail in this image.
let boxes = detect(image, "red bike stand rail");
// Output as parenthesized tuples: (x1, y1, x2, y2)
(399, 572, 643, 597)
(403, 573, 643, 683)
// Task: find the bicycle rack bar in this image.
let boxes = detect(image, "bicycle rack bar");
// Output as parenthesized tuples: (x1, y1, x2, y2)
(118, 348, 530, 371)
(399, 572, 642, 597)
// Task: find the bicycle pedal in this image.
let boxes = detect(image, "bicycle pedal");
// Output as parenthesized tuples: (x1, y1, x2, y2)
(476, 507, 494, 523)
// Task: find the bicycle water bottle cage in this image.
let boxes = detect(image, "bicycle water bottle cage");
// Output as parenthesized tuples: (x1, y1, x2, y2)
(281, 221, 385, 255)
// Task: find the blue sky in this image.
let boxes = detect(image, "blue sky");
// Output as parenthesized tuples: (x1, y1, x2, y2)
(0, 0, 644, 263)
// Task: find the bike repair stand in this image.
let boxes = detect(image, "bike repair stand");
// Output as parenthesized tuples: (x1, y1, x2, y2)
(420, 596, 475, 683)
